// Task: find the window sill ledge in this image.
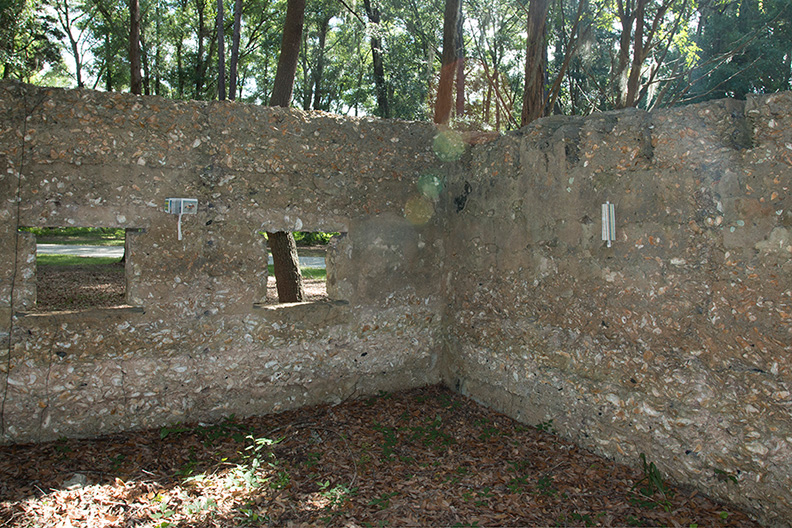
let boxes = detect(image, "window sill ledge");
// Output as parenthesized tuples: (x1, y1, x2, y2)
(251, 299, 352, 326)
(16, 305, 145, 319)
(253, 299, 348, 311)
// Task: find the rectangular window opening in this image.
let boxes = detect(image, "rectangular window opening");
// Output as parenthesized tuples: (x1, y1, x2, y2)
(21, 227, 134, 313)
(261, 231, 339, 304)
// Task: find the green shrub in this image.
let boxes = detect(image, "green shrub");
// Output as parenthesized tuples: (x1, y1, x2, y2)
(293, 231, 339, 246)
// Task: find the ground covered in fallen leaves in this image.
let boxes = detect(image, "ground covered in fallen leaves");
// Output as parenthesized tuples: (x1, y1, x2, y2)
(0, 386, 759, 527)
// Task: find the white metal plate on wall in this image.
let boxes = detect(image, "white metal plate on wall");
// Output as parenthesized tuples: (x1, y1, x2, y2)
(165, 198, 198, 240)
(165, 198, 198, 215)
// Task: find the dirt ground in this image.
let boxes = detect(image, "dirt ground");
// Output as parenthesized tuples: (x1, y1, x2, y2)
(0, 385, 759, 527)
(266, 276, 327, 304)
(34, 263, 127, 312)
(33, 265, 327, 312)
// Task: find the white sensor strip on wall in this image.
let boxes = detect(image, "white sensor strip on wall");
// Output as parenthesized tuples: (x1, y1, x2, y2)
(602, 201, 615, 248)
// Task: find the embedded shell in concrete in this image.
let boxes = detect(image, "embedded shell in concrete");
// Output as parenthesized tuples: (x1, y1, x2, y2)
(1, 82, 791, 526)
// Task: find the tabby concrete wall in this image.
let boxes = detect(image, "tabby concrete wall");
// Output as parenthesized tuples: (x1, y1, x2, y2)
(0, 82, 447, 444)
(439, 96, 792, 525)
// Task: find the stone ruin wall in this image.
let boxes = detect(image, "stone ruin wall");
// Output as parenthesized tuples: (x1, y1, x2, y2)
(1, 81, 791, 525)
(0, 82, 447, 446)
(440, 96, 792, 525)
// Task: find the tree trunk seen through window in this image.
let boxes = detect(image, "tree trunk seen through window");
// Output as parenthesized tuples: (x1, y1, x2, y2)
(267, 231, 305, 303)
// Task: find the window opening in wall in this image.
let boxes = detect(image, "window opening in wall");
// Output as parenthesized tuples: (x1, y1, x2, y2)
(22, 227, 130, 312)
(261, 231, 338, 304)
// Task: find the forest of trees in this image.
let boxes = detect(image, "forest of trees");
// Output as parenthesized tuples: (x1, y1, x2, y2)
(1, 0, 790, 131)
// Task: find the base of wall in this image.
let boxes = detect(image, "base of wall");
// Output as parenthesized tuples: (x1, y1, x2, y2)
(1, 353, 440, 446)
(446, 369, 780, 527)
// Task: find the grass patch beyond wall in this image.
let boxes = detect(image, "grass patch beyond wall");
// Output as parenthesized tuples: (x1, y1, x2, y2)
(37, 255, 124, 267)
(22, 227, 126, 246)
(267, 265, 326, 280)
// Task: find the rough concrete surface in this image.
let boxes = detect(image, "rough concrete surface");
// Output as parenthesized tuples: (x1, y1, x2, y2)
(0, 81, 446, 445)
(440, 97, 791, 526)
(1, 82, 790, 525)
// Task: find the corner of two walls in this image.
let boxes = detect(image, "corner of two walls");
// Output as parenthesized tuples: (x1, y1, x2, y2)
(439, 95, 792, 525)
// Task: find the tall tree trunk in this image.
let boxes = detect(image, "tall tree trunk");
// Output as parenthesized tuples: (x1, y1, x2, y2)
(217, 0, 226, 100)
(425, 43, 436, 108)
(56, 0, 85, 87)
(267, 0, 306, 303)
(614, 0, 634, 108)
(312, 15, 331, 110)
(228, 0, 243, 99)
(176, 0, 187, 97)
(301, 32, 312, 110)
(615, 0, 675, 108)
(520, 0, 549, 126)
(624, 0, 646, 107)
(176, 40, 184, 98)
(195, 0, 207, 98)
(363, 0, 390, 118)
(455, 1, 465, 119)
(140, 32, 151, 95)
(434, 0, 460, 125)
(205, 21, 219, 97)
(484, 82, 491, 125)
(71, 39, 84, 88)
(485, 46, 498, 128)
(2, 38, 11, 80)
(545, 0, 587, 114)
(130, 0, 142, 94)
(269, 0, 305, 107)
(105, 33, 113, 91)
(154, 4, 161, 95)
